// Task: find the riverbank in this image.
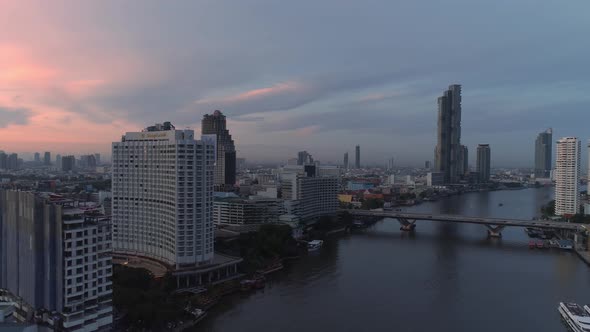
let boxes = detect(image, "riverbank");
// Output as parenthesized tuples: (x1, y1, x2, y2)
(575, 248, 590, 266)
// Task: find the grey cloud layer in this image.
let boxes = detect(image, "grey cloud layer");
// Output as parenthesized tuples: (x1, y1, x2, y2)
(0, 107, 32, 128)
(17, 0, 590, 165)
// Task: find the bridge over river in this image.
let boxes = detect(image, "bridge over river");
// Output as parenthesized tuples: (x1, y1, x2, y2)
(344, 209, 588, 238)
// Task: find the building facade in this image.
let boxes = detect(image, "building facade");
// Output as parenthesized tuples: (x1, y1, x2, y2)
(201, 110, 236, 190)
(7, 153, 18, 170)
(476, 144, 491, 183)
(213, 197, 283, 225)
(355, 145, 360, 169)
(434, 84, 462, 183)
(555, 137, 581, 216)
(44, 152, 51, 166)
(111, 122, 215, 269)
(534, 128, 553, 178)
(61, 156, 75, 172)
(0, 191, 112, 331)
(458, 145, 468, 176)
(343, 152, 349, 170)
(281, 172, 338, 222)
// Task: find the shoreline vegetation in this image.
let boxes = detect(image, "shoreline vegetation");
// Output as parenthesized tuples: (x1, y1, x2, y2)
(113, 216, 354, 331)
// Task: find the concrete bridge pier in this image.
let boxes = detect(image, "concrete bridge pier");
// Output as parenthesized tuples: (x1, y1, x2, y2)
(398, 218, 416, 232)
(485, 225, 505, 238)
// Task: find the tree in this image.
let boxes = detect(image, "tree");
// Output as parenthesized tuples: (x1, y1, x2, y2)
(361, 198, 383, 210)
(541, 200, 555, 217)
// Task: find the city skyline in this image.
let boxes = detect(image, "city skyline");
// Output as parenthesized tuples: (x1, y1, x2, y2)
(0, 1, 589, 167)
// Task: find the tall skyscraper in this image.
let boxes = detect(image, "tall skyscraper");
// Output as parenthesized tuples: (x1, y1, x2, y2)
(534, 128, 553, 178)
(434, 84, 462, 183)
(458, 145, 468, 176)
(44, 151, 51, 165)
(0, 190, 113, 331)
(56, 154, 62, 169)
(61, 155, 75, 172)
(297, 151, 313, 165)
(94, 153, 101, 165)
(112, 122, 215, 268)
(202, 110, 236, 189)
(0, 151, 7, 170)
(34, 152, 40, 163)
(425, 161, 431, 169)
(343, 152, 349, 170)
(355, 145, 360, 169)
(555, 137, 581, 216)
(7, 153, 18, 170)
(476, 144, 491, 183)
(387, 157, 394, 171)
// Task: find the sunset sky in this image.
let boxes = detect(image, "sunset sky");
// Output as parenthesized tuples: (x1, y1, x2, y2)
(1, 0, 589, 167)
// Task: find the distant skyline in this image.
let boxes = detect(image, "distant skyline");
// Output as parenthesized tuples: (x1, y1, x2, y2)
(1, 0, 589, 168)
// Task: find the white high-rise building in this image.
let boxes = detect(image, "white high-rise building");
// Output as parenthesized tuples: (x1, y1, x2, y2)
(555, 137, 581, 216)
(112, 122, 215, 268)
(281, 171, 338, 221)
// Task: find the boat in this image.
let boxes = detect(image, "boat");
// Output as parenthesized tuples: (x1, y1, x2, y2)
(307, 240, 323, 252)
(240, 275, 266, 291)
(352, 220, 366, 229)
(498, 203, 504, 207)
(558, 302, 590, 332)
(558, 240, 574, 250)
(256, 259, 284, 275)
(536, 240, 545, 249)
(528, 240, 536, 249)
(585, 305, 590, 315)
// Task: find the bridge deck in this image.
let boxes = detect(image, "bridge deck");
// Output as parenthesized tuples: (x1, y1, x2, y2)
(344, 210, 586, 231)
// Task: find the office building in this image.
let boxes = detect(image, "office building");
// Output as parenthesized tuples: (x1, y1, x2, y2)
(112, 122, 215, 268)
(7, 153, 18, 170)
(0, 152, 7, 170)
(213, 197, 283, 225)
(297, 151, 314, 165)
(55, 154, 62, 169)
(387, 157, 394, 171)
(0, 190, 113, 331)
(34, 152, 40, 163)
(555, 137, 581, 216)
(202, 110, 236, 190)
(43, 152, 51, 165)
(237, 158, 246, 171)
(79, 155, 97, 169)
(534, 128, 553, 178)
(476, 144, 491, 183)
(61, 155, 75, 172)
(427, 172, 445, 187)
(94, 153, 101, 165)
(281, 171, 338, 222)
(343, 152, 349, 170)
(434, 84, 462, 183)
(458, 145, 468, 176)
(425, 161, 431, 169)
(355, 145, 360, 169)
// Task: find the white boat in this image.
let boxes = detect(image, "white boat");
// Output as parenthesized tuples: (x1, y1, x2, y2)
(558, 302, 590, 332)
(307, 240, 323, 251)
(585, 305, 590, 315)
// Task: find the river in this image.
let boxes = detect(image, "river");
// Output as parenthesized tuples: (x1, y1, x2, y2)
(198, 187, 590, 332)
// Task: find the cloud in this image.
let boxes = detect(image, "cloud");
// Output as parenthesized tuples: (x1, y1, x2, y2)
(0, 107, 32, 127)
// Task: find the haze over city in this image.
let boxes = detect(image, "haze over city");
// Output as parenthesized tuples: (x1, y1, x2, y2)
(1, 0, 589, 167)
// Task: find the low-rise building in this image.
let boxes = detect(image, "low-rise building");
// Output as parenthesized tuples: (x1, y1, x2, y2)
(427, 172, 445, 187)
(213, 196, 283, 225)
